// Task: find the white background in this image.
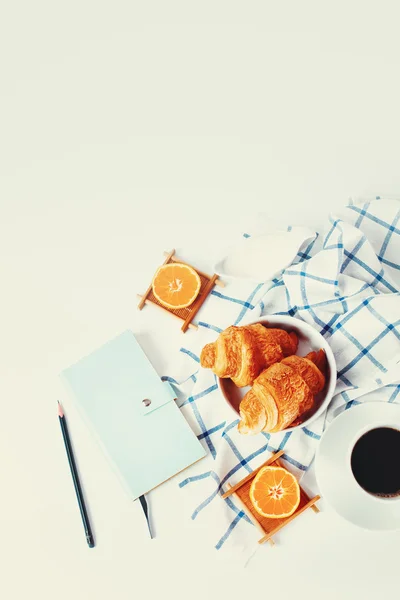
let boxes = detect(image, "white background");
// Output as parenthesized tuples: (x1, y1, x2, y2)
(2, 2, 400, 599)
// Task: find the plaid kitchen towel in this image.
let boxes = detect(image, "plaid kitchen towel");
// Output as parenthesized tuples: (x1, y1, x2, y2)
(163, 198, 400, 556)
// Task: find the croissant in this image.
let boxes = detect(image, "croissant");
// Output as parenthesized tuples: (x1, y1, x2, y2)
(281, 354, 325, 394)
(200, 323, 298, 387)
(238, 350, 326, 435)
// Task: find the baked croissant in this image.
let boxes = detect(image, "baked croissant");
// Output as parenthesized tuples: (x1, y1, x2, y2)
(238, 350, 326, 434)
(200, 324, 298, 387)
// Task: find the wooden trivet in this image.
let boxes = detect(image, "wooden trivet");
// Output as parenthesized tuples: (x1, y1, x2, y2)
(222, 449, 320, 546)
(137, 249, 224, 333)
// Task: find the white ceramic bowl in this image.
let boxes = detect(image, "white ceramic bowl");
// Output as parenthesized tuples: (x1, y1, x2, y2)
(218, 315, 337, 432)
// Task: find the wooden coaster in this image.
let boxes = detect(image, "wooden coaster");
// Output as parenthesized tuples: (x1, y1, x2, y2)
(222, 450, 320, 546)
(137, 249, 224, 333)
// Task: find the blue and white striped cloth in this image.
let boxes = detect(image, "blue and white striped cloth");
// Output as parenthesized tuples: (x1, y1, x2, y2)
(163, 198, 400, 555)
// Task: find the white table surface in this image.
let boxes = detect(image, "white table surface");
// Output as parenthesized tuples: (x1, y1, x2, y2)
(2, 3, 400, 599)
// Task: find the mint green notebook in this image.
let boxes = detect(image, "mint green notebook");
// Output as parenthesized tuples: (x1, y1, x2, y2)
(60, 330, 206, 500)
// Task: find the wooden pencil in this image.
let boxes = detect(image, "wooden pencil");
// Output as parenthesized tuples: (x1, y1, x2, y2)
(58, 402, 95, 548)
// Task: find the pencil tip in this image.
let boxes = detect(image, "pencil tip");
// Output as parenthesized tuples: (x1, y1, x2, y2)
(57, 401, 64, 418)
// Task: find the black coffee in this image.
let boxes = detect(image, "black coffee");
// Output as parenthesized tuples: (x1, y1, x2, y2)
(351, 427, 400, 497)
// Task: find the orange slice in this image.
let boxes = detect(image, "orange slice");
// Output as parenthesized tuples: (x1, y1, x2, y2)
(250, 465, 300, 519)
(152, 263, 201, 310)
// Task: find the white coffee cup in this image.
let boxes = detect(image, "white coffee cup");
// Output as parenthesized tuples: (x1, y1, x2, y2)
(316, 403, 400, 530)
(347, 422, 400, 504)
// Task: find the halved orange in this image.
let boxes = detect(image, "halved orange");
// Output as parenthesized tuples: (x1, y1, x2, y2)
(250, 465, 300, 519)
(152, 263, 201, 310)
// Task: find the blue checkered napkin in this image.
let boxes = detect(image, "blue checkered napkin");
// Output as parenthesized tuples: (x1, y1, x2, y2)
(163, 198, 400, 555)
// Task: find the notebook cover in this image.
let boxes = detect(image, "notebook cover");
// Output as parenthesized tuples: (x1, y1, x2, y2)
(60, 330, 206, 500)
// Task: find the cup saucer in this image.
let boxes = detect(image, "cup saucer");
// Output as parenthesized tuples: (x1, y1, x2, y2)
(315, 402, 400, 530)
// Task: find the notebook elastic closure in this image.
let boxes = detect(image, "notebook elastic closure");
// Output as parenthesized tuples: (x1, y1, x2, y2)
(139, 381, 177, 416)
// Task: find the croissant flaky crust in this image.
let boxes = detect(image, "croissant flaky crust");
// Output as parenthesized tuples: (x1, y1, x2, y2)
(200, 324, 298, 387)
(238, 350, 326, 434)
